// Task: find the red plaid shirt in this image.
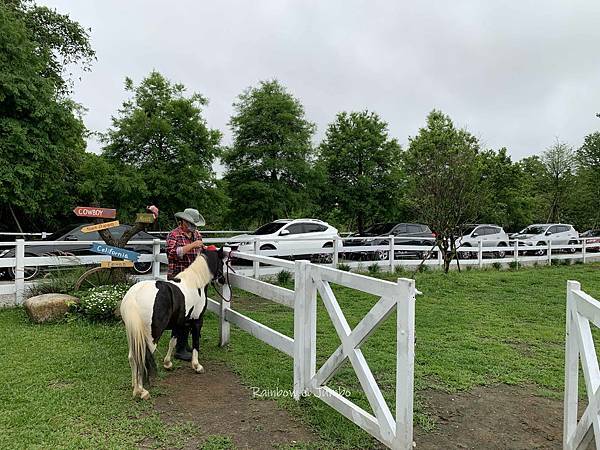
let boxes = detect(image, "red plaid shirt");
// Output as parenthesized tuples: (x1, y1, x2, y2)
(166, 226, 203, 278)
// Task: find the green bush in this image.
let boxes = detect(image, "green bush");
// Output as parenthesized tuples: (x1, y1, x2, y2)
(418, 264, 429, 273)
(393, 264, 405, 275)
(337, 263, 351, 272)
(562, 258, 572, 266)
(72, 285, 130, 322)
(25, 267, 88, 299)
(508, 260, 519, 270)
(492, 262, 502, 271)
(367, 263, 380, 274)
(276, 270, 292, 285)
(551, 259, 561, 266)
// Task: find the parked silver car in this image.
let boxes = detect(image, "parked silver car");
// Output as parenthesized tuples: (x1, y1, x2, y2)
(457, 224, 510, 258)
(512, 223, 579, 256)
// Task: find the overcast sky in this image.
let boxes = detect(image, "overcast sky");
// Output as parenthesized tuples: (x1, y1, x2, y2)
(40, 0, 600, 163)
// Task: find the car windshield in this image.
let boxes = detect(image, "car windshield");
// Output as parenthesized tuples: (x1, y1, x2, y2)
(45, 225, 81, 240)
(363, 223, 396, 236)
(520, 225, 547, 235)
(252, 222, 286, 235)
(461, 225, 478, 235)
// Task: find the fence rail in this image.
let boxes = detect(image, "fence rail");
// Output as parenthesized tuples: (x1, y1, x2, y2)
(1, 236, 600, 306)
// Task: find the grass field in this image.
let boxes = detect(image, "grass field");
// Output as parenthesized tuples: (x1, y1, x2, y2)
(1, 263, 599, 449)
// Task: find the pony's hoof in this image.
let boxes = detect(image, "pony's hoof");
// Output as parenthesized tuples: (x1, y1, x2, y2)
(163, 361, 173, 370)
(140, 390, 150, 400)
(194, 364, 205, 374)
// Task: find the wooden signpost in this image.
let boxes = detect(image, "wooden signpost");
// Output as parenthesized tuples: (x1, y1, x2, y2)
(89, 243, 140, 262)
(81, 220, 120, 233)
(100, 260, 134, 268)
(135, 213, 155, 224)
(73, 206, 117, 219)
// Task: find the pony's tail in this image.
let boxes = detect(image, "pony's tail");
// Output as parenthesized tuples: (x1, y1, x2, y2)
(120, 290, 157, 386)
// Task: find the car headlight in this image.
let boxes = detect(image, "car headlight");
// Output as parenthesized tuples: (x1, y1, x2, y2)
(0, 250, 9, 257)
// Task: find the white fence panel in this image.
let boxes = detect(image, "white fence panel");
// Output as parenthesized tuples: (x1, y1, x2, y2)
(564, 281, 600, 449)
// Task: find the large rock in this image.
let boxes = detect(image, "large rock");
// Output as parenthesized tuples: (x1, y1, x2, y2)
(24, 293, 79, 323)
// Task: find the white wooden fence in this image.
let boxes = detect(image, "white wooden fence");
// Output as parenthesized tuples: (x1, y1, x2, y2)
(206, 250, 417, 449)
(564, 281, 600, 450)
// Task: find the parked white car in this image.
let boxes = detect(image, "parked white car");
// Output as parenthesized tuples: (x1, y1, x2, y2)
(227, 219, 341, 261)
(457, 224, 510, 258)
(512, 223, 579, 256)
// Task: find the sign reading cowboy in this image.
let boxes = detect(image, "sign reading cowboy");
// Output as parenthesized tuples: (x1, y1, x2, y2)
(89, 243, 140, 262)
(73, 206, 117, 219)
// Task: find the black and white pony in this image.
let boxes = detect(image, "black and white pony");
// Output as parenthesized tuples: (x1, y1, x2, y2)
(120, 248, 225, 400)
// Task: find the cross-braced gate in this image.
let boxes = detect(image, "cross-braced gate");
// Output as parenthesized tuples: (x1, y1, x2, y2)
(293, 261, 416, 450)
(564, 280, 600, 449)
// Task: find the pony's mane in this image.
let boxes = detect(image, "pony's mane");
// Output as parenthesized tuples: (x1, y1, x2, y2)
(175, 253, 211, 289)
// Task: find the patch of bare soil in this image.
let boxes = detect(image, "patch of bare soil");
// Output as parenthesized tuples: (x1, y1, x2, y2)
(414, 385, 564, 450)
(153, 362, 321, 449)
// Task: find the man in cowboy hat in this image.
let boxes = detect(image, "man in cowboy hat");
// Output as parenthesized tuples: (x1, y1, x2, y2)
(166, 208, 206, 361)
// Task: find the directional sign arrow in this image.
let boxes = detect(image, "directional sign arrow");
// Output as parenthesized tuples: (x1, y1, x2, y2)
(73, 206, 117, 219)
(81, 220, 120, 233)
(89, 243, 140, 262)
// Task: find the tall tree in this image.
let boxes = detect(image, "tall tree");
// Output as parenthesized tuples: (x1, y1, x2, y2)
(222, 80, 316, 227)
(103, 71, 226, 229)
(318, 110, 403, 234)
(403, 110, 483, 273)
(571, 132, 600, 229)
(541, 139, 574, 223)
(0, 0, 94, 231)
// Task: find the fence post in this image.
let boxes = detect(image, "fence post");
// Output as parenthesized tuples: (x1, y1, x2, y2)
(564, 280, 581, 449)
(253, 238, 260, 279)
(395, 277, 415, 449)
(389, 235, 395, 272)
(582, 239, 587, 264)
(478, 240, 483, 269)
(219, 278, 232, 347)
(152, 239, 161, 279)
(513, 241, 519, 269)
(15, 240, 25, 305)
(332, 237, 339, 268)
(293, 260, 315, 399)
(548, 241, 552, 266)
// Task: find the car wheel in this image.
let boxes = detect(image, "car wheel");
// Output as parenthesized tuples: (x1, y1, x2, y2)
(375, 250, 389, 261)
(567, 240, 578, 254)
(458, 244, 472, 260)
(535, 242, 546, 256)
(495, 242, 507, 259)
(8, 253, 40, 281)
(132, 250, 152, 275)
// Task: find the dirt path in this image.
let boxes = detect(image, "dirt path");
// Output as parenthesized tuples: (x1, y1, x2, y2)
(154, 362, 568, 450)
(153, 362, 321, 449)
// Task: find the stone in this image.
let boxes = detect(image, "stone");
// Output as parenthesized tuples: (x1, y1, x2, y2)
(24, 293, 79, 323)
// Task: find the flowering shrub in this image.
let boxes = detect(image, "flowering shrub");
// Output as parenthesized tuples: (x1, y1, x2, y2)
(72, 284, 130, 321)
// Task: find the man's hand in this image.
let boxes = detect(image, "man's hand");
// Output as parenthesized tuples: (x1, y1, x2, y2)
(192, 239, 204, 249)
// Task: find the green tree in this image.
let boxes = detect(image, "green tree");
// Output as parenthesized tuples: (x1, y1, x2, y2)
(0, 1, 93, 232)
(317, 110, 403, 234)
(102, 71, 226, 230)
(571, 132, 600, 229)
(541, 139, 574, 223)
(222, 80, 316, 227)
(403, 110, 483, 272)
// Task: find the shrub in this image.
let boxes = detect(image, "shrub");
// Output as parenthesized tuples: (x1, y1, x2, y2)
(575, 260, 584, 265)
(25, 267, 88, 299)
(277, 270, 292, 285)
(508, 261, 519, 270)
(337, 263, 351, 272)
(562, 259, 572, 266)
(393, 264, 405, 275)
(72, 284, 130, 321)
(367, 263, 380, 274)
(551, 259, 560, 266)
(418, 264, 429, 273)
(492, 262, 502, 271)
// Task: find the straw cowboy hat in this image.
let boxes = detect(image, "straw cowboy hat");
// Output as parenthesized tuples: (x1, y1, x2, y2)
(174, 208, 206, 227)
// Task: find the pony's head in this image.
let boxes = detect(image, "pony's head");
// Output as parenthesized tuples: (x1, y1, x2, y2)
(204, 247, 226, 285)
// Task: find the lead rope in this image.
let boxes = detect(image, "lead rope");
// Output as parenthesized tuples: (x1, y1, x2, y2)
(211, 251, 235, 303)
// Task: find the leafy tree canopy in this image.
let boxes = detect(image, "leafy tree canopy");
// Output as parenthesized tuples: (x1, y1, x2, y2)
(222, 80, 316, 227)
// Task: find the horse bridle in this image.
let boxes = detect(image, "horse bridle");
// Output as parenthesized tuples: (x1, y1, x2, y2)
(211, 250, 235, 303)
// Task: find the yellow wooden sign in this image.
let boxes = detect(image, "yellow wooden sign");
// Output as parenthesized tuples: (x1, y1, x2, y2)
(100, 260, 134, 268)
(81, 220, 120, 233)
(135, 213, 155, 223)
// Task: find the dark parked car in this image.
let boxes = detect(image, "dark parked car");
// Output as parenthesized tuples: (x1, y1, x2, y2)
(343, 223, 436, 260)
(580, 229, 600, 252)
(0, 224, 158, 280)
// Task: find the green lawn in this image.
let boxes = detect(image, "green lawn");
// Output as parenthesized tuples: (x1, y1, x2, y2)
(1, 263, 599, 449)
